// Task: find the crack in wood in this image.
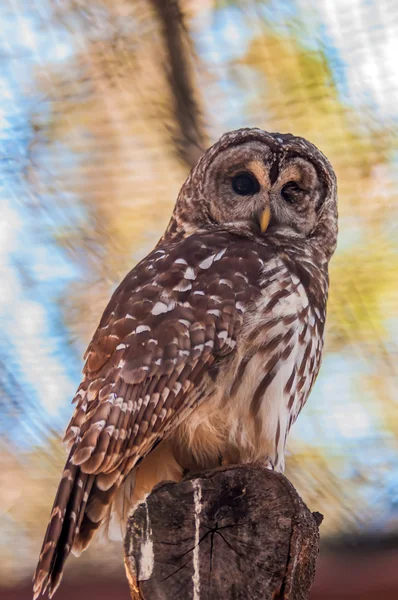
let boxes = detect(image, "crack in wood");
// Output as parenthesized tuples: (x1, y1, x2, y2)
(124, 465, 322, 600)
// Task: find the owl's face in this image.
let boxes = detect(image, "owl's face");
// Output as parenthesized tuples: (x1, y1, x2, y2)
(203, 139, 327, 237)
(172, 129, 337, 258)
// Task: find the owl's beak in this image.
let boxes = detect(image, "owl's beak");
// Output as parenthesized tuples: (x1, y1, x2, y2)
(259, 206, 271, 233)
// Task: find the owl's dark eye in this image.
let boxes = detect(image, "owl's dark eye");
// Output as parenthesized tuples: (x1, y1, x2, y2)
(232, 173, 260, 196)
(281, 182, 304, 203)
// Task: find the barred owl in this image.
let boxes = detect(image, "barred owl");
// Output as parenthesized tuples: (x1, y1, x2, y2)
(34, 128, 337, 597)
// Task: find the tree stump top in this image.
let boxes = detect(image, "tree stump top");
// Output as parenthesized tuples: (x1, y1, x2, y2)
(124, 465, 322, 600)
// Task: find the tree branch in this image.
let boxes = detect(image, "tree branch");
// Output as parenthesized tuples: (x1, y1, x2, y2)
(150, 0, 207, 168)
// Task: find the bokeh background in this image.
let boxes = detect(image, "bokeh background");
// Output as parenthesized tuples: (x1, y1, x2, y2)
(1, 1, 397, 598)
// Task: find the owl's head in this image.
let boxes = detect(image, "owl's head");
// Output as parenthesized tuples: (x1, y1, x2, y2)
(169, 128, 337, 260)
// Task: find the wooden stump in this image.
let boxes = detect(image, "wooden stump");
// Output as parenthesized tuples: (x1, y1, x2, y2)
(124, 465, 323, 600)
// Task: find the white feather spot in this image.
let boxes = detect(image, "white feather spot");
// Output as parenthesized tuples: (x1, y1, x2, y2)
(136, 325, 151, 334)
(184, 267, 196, 280)
(236, 301, 246, 313)
(68, 425, 80, 438)
(199, 254, 215, 270)
(173, 382, 182, 395)
(214, 248, 227, 261)
(217, 331, 228, 341)
(126, 314, 134, 319)
(152, 302, 168, 315)
(175, 258, 188, 265)
(104, 425, 115, 436)
(153, 250, 166, 262)
(161, 387, 170, 401)
(219, 278, 233, 288)
(193, 290, 205, 295)
(91, 419, 106, 432)
(62, 469, 74, 483)
(207, 309, 221, 317)
(235, 273, 248, 283)
(51, 506, 63, 519)
(179, 319, 191, 327)
(116, 343, 126, 350)
(174, 281, 192, 292)
(314, 307, 322, 319)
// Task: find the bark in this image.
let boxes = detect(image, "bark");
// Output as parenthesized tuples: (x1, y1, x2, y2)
(124, 465, 323, 600)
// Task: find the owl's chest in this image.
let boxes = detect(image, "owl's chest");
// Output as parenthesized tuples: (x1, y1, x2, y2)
(178, 301, 323, 473)
(210, 268, 324, 464)
(176, 253, 326, 469)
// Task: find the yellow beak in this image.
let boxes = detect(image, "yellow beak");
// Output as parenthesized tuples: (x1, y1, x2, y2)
(260, 206, 271, 233)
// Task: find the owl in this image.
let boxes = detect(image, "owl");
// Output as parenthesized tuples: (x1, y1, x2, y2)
(33, 128, 337, 598)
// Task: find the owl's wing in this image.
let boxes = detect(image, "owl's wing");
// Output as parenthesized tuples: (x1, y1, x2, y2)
(33, 231, 266, 598)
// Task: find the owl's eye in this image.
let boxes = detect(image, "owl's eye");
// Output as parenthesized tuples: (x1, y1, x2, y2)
(281, 182, 305, 203)
(232, 173, 260, 196)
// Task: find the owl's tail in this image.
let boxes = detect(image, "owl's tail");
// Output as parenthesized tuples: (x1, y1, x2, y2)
(32, 456, 119, 599)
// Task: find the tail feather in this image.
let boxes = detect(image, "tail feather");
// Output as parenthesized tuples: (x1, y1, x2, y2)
(75, 475, 96, 539)
(33, 460, 81, 598)
(32, 459, 117, 599)
(72, 478, 119, 555)
(45, 470, 90, 598)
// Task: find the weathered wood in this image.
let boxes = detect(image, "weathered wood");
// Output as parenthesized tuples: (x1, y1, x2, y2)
(124, 465, 322, 600)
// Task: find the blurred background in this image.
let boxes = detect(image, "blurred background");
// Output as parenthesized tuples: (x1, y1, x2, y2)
(1, 1, 397, 598)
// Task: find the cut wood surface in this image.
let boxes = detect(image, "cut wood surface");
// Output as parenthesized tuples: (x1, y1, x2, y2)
(124, 465, 323, 600)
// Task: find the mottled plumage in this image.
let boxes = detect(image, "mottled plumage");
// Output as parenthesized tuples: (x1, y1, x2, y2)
(33, 128, 337, 598)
